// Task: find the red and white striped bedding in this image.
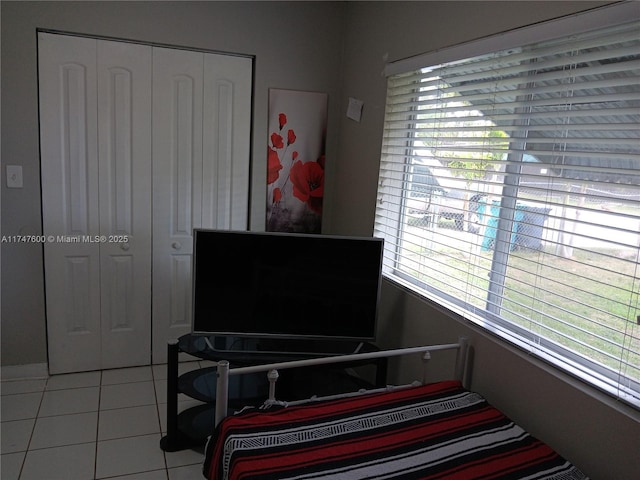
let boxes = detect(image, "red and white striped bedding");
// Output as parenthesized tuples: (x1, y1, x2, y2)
(203, 380, 587, 480)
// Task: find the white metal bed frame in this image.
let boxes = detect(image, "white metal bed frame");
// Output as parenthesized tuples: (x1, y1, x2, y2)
(214, 336, 469, 426)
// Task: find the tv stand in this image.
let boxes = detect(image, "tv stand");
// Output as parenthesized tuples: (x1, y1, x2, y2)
(200, 335, 369, 356)
(160, 334, 387, 452)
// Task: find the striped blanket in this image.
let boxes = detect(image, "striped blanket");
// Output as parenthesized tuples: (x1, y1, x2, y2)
(203, 380, 588, 480)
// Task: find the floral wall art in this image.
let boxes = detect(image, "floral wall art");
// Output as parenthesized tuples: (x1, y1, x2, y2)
(266, 89, 328, 233)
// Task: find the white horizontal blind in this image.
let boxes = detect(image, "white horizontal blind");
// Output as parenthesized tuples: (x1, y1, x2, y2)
(375, 16, 640, 408)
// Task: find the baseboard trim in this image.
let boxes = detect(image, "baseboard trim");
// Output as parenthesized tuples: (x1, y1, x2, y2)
(1, 363, 49, 380)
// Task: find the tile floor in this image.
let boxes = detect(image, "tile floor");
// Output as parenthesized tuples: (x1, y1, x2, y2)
(1, 361, 214, 479)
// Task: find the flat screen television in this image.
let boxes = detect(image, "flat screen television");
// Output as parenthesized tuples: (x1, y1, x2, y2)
(192, 230, 383, 346)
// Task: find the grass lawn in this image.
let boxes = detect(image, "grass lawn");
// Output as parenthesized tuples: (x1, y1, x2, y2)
(397, 225, 640, 383)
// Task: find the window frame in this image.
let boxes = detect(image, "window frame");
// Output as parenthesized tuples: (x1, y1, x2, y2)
(376, 2, 640, 409)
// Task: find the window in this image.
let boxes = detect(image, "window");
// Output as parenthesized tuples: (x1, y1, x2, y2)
(375, 4, 640, 408)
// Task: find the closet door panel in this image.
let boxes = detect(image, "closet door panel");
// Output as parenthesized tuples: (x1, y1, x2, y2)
(152, 47, 204, 363)
(39, 33, 101, 374)
(40, 33, 253, 370)
(97, 40, 152, 369)
(202, 54, 252, 230)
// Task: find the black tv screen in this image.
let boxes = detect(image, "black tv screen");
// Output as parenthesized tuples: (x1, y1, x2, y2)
(192, 230, 383, 342)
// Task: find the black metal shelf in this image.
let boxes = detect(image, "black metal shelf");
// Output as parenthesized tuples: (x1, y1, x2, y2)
(160, 334, 387, 452)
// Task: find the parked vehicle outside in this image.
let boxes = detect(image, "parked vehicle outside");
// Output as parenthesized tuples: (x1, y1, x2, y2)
(406, 160, 487, 232)
(406, 153, 550, 232)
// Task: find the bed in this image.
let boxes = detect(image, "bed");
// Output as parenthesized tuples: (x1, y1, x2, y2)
(203, 338, 588, 480)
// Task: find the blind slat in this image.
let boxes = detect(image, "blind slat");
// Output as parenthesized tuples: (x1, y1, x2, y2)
(382, 107, 640, 124)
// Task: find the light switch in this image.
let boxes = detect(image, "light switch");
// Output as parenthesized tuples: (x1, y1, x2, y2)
(6, 165, 23, 188)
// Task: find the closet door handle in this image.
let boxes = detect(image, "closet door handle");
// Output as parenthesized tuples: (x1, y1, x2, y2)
(120, 242, 130, 251)
(172, 242, 182, 250)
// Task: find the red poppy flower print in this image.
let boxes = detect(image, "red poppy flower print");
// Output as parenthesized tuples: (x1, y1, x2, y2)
(290, 160, 324, 214)
(267, 101, 326, 233)
(287, 129, 296, 146)
(267, 147, 283, 185)
(271, 132, 284, 149)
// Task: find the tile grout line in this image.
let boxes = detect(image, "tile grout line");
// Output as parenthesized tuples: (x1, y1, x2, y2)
(152, 363, 171, 477)
(18, 379, 46, 480)
(93, 370, 103, 480)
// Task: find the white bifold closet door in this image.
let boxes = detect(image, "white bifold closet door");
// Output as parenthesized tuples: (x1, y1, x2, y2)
(151, 47, 252, 363)
(39, 34, 153, 374)
(39, 33, 251, 373)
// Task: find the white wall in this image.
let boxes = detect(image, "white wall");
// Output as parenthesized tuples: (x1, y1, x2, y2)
(332, 2, 639, 479)
(1, 0, 347, 366)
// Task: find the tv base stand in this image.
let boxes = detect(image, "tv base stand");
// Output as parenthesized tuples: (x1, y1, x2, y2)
(160, 334, 387, 452)
(204, 337, 368, 357)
